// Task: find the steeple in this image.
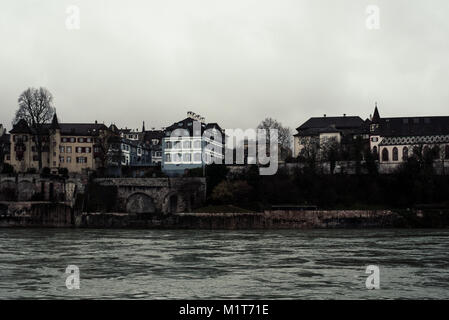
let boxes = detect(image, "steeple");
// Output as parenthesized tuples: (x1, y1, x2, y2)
(372, 102, 380, 123)
(142, 121, 145, 132)
(50, 113, 60, 130)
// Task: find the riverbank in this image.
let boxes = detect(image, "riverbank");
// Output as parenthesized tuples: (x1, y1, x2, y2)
(1, 201, 448, 228)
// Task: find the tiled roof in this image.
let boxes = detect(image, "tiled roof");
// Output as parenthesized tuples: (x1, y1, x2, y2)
(378, 117, 449, 137)
(143, 130, 164, 141)
(10, 119, 108, 136)
(165, 117, 224, 136)
(296, 116, 364, 132)
(10, 119, 32, 134)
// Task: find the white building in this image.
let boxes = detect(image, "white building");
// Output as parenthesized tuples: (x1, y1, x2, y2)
(162, 112, 224, 176)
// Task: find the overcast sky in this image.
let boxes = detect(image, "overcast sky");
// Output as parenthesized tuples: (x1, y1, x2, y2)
(1, 0, 449, 132)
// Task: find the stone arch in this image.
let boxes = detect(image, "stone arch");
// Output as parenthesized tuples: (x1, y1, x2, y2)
(163, 191, 182, 215)
(126, 192, 156, 215)
(0, 180, 17, 201)
(18, 180, 37, 201)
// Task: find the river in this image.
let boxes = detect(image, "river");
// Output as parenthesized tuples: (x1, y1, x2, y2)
(0, 228, 448, 299)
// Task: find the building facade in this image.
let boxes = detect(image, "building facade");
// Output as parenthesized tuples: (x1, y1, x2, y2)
(162, 112, 224, 176)
(0, 124, 10, 167)
(293, 115, 368, 158)
(369, 106, 449, 171)
(142, 130, 164, 165)
(120, 138, 152, 167)
(6, 115, 110, 173)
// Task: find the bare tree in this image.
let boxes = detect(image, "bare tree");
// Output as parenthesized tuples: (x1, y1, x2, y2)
(320, 137, 341, 174)
(298, 136, 320, 170)
(14, 87, 55, 170)
(95, 129, 122, 170)
(257, 117, 292, 159)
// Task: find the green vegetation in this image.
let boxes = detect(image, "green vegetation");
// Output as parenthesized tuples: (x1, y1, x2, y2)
(1, 163, 14, 174)
(202, 157, 449, 211)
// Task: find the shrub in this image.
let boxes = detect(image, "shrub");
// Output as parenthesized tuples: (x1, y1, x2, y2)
(1, 163, 14, 174)
(41, 167, 51, 177)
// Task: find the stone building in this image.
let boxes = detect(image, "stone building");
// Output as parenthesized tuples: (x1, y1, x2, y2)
(5, 114, 110, 173)
(293, 114, 368, 158)
(142, 129, 164, 165)
(0, 124, 10, 167)
(120, 138, 152, 167)
(369, 106, 449, 171)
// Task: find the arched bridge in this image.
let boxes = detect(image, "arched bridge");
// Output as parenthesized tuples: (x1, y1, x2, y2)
(94, 177, 206, 216)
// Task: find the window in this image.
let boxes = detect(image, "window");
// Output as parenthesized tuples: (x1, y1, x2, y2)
(86, 147, 91, 153)
(371, 137, 378, 142)
(183, 153, 191, 162)
(174, 141, 181, 149)
(67, 146, 72, 153)
(393, 147, 398, 161)
(67, 156, 71, 163)
(59, 156, 64, 163)
(70, 137, 75, 143)
(60, 146, 65, 153)
(166, 141, 172, 149)
(78, 138, 85, 143)
(76, 147, 82, 153)
(433, 146, 440, 160)
(193, 140, 201, 148)
(33, 155, 39, 161)
(86, 138, 92, 143)
(382, 148, 389, 162)
(183, 141, 191, 149)
(165, 153, 171, 162)
(194, 153, 201, 162)
(402, 147, 409, 161)
(76, 157, 87, 163)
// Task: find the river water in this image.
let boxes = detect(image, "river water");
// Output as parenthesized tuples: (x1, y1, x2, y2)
(0, 228, 448, 299)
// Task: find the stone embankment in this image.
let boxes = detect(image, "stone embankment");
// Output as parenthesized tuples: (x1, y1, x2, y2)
(1, 202, 448, 229)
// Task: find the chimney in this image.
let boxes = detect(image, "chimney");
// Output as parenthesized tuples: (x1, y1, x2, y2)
(323, 114, 326, 117)
(343, 114, 346, 117)
(95, 120, 98, 124)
